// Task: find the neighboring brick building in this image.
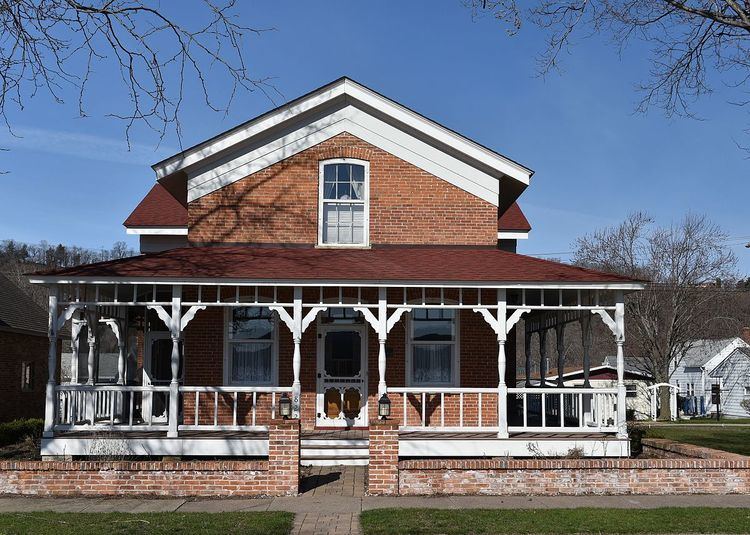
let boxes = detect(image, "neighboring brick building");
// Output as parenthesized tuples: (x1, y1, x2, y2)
(0, 273, 53, 422)
(31, 77, 644, 480)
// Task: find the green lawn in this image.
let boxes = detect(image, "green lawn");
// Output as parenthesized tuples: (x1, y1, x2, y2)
(361, 508, 750, 534)
(642, 425, 750, 456)
(0, 512, 294, 534)
(671, 417, 750, 424)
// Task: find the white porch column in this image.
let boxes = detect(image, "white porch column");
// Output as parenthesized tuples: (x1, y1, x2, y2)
(43, 286, 59, 438)
(580, 313, 593, 424)
(496, 289, 508, 439)
(69, 316, 85, 385)
(168, 285, 182, 438)
(377, 287, 387, 397)
(85, 310, 98, 424)
(291, 287, 303, 417)
(615, 291, 627, 438)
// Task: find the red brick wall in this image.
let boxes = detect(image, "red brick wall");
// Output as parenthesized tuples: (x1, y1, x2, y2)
(181, 296, 515, 431)
(0, 421, 300, 497)
(397, 458, 750, 496)
(0, 330, 55, 422)
(188, 133, 497, 246)
(641, 438, 748, 460)
(368, 420, 399, 495)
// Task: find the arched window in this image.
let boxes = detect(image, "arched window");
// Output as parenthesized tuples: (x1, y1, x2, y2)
(318, 159, 369, 246)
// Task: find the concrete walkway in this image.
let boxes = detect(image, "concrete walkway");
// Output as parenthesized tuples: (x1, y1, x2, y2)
(0, 493, 749, 514)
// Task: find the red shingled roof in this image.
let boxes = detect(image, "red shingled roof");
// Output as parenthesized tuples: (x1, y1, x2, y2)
(123, 183, 187, 228)
(34, 246, 640, 284)
(498, 202, 531, 232)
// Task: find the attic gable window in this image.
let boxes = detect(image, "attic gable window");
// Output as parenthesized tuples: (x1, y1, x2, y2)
(319, 160, 369, 246)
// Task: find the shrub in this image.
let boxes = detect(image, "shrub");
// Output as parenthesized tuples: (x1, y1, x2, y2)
(0, 419, 43, 448)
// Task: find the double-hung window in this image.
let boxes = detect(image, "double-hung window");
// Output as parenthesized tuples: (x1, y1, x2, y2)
(226, 307, 276, 385)
(409, 309, 458, 386)
(319, 160, 368, 246)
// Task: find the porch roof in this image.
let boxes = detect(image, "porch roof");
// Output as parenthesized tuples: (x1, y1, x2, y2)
(31, 246, 644, 287)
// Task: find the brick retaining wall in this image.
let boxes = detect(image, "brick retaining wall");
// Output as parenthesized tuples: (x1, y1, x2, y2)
(0, 419, 300, 497)
(368, 426, 750, 496)
(640, 438, 747, 460)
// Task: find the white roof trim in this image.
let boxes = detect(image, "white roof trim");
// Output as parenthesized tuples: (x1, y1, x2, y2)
(186, 105, 503, 205)
(28, 276, 646, 291)
(497, 231, 529, 240)
(154, 78, 532, 191)
(125, 227, 189, 236)
(701, 338, 750, 373)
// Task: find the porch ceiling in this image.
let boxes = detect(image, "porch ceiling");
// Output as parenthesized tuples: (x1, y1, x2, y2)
(31, 245, 644, 288)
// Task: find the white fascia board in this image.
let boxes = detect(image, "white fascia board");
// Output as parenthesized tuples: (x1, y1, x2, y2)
(28, 276, 647, 291)
(154, 78, 532, 186)
(153, 83, 347, 179)
(187, 105, 501, 205)
(702, 338, 748, 373)
(343, 79, 532, 185)
(125, 227, 189, 236)
(497, 231, 530, 240)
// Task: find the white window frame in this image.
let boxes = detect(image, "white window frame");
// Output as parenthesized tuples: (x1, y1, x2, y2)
(405, 309, 460, 387)
(223, 306, 279, 386)
(317, 158, 370, 248)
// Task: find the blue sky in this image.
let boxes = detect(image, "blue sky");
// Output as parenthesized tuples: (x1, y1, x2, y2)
(1, 1, 748, 274)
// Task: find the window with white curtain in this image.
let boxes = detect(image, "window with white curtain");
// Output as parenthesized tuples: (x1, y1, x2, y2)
(319, 160, 368, 246)
(226, 307, 276, 385)
(409, 309, 458, 386)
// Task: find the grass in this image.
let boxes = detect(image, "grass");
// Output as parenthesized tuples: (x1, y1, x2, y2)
(642, 425, 750, 456)
(360, 507, 750, 534)
(0, 512, 294, 534)
(671, 417, 750, 424)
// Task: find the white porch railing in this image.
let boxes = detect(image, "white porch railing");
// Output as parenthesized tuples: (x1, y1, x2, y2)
(56, 385, 171, 432)
(179, 386, 292, 432)
(387, 386, 619, 434)
(387, 387, 499, 432)
(54, 384, 291, 434)
(507, 387, 619, 433)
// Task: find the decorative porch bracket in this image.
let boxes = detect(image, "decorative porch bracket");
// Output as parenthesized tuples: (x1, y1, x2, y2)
(44, 289, 84, 437)
(148, 286, 206, 437)
(354, 288, 411, 396)
(472, 291, 529, 438)
(269, 287, 327, 417)
(592, 294, 627, 438)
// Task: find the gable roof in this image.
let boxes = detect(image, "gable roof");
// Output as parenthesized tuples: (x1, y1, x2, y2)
(677, 338, 749, 369)
(31, 245, 645, 288)
(123, 183, 188, 229)
(498, 202, 531, 232)
(151, 77, 533, 209)
(0, 273, 49, 335)
(710, 347, 750, 377)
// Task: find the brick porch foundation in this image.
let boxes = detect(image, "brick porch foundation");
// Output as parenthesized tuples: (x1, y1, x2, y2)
(0, 419, 300, 497)
(367, 427, 750, 496)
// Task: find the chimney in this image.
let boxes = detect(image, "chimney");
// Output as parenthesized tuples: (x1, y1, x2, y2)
(741, 327, 750, 345)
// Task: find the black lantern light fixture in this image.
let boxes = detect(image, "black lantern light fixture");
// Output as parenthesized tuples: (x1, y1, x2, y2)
(279, 393, 292, 419)
(378, 393, 391, 420)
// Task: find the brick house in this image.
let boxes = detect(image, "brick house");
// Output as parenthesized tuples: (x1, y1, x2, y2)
(31, 78, 644, 463)
(0, 273, 54, 422)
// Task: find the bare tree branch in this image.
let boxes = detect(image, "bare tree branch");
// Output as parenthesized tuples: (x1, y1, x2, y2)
(0, 1, 275, 147)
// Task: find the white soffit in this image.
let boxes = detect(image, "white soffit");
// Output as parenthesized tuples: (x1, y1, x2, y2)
(126, 227, 189, 236)
(152, 78, 533, 205)
(497, 231, 530, 240)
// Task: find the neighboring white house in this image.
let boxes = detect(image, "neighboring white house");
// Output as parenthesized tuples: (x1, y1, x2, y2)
(545, 356, 654, 421)
(708, 346, 750, 418)
(670, 331, 750, 417)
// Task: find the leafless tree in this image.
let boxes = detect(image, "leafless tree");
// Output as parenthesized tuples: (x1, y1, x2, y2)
(1, 1, 273, 146)
(467, 1, 750, 144)
(573, 212, 739, 418)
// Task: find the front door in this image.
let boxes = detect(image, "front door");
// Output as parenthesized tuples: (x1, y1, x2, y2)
(316, 324, 368, 427)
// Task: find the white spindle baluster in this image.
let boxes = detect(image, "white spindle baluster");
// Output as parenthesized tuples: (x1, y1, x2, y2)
(252, 392, 257, 426)
(421, 392, 426, 427)
(541, 393, 546, 428)
(195, 392, 200, 425)
(233, 392, 238, 427)
(478, 392, 483, 427)
(523, 393, 528, 429)
(459, 392, 464, 427)
(440, 393, 445, 427)
(560, 392, 564, 427)
(213, 391, 219, 426)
